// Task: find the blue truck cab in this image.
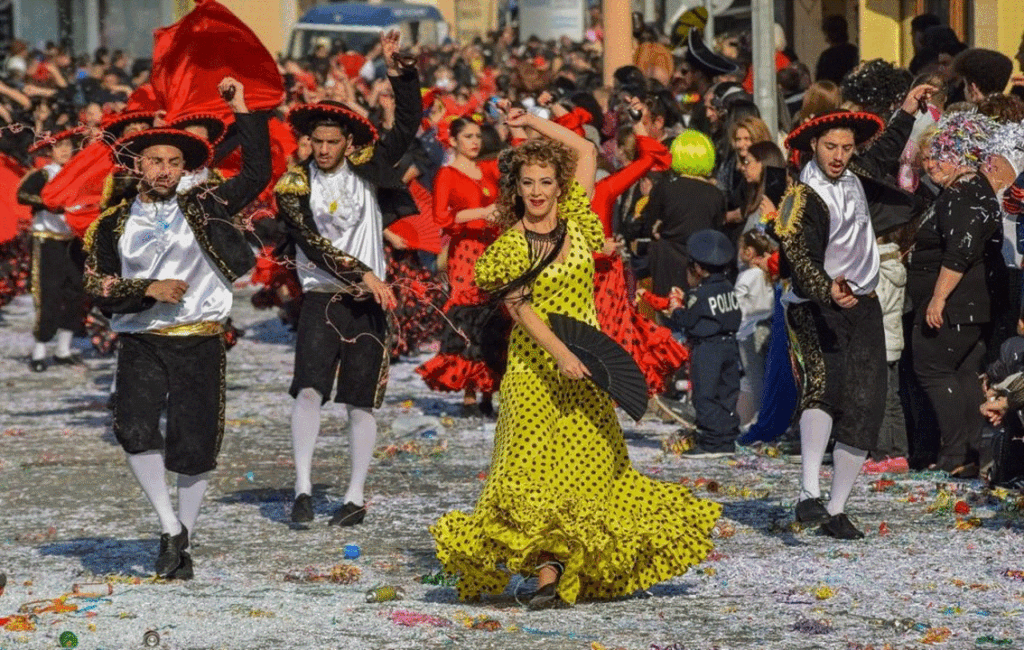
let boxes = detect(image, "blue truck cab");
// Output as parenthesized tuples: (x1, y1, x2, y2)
(288, 2, 447, 58)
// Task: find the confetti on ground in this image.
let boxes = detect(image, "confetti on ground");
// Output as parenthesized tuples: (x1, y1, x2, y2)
(0, 292, 1022, 649)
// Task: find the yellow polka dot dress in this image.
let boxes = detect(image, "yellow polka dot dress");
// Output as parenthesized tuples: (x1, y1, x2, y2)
(430, 183, 722, 605)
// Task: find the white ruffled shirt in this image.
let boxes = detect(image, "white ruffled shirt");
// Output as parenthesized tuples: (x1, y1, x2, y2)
(111, 196, 233, 333)
(800, 159, 880, 296)
(296, 161, 385, 292)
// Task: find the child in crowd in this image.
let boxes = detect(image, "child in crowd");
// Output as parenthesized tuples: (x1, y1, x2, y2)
(735, 230, 775, 427)
(666, 229, 742, 457)
(863, 230, 910, 473)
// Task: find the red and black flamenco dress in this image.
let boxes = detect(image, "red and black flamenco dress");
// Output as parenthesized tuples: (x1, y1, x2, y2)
(416, 161, 505, 393)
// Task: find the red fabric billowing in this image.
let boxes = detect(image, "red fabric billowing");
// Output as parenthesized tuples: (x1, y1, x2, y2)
(125, 84, 162, 113)
(0, 154, 30, 243)
(386, 178, 443, 254)
(40, 140, 114, 236)
(151, 0, 284, 124)
(593, 254, 687, 395)
(416, 353, 500, 393)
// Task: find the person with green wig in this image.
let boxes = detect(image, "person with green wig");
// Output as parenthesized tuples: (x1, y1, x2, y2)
(636, 129, 727, 296)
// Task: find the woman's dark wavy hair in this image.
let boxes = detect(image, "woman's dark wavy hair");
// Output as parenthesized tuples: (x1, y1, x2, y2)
(494, 138, 577, 230)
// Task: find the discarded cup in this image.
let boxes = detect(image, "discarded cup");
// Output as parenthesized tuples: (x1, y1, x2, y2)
(366, 585, 405, 603)
(344, 544, 360, 559)
(143, 630, 160, 647)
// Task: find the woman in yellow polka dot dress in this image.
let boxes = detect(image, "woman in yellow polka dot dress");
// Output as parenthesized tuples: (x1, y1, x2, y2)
(430, 105, 722, 608)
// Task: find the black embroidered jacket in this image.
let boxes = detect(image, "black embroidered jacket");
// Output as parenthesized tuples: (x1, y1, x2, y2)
(83, 112, 271, 314)
(275, 68, 422, 286)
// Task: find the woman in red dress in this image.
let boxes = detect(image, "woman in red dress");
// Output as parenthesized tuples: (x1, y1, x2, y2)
(591, 103, 688, 396)
(416, 118, 503, 417)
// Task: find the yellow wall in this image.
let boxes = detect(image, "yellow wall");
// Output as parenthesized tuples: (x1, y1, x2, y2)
(857, 0, 1022, 71)
(857, 0, 902, 64)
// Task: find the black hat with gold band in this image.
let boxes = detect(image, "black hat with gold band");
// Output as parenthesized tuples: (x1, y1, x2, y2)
(111, 128, 212, 172)
(286, 100, 378, 147)
(785, 109, 885, 152)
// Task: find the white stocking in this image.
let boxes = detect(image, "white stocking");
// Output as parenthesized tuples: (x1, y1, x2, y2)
(126, 451, 181, 535)
(55, 329, 73, 358)
(291, 388, 323, 497)
(343, 406, 377, 507)
(176, 472, 210, 534)
(799, 408, 833, 500)
(827, 442, 868, 515)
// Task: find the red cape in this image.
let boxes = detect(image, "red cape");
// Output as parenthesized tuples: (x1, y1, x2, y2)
(0, 154, 31, 244)
(151, 0, 284, 123)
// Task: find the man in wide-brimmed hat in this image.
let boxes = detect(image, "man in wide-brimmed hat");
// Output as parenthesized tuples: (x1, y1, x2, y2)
(83, 76, 271, 580)
(275, 30, 420, 528)
(17, 127, 88, 372)
(167, 112, 228, 192)
(772, 84, 934, 540)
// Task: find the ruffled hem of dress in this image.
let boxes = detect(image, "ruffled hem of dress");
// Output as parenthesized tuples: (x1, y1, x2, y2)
(416, 354, 500, 393)
(634, 317, 689, 394)
(430, 478, 721, 604)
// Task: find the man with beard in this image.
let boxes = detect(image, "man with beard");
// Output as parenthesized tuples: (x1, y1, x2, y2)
(83, 77, 270, 579)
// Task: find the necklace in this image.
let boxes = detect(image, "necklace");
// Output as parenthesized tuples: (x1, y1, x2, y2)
(523, 219, 566, 246)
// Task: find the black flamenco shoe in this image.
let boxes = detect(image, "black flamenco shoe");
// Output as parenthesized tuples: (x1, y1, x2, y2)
(460, 403, 482, 419)
(526, 560, 565, 610)
(29, 358, 46, 373)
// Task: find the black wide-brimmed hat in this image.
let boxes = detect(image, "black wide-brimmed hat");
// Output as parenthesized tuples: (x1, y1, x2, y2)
(687, 229, 735, 268)
(101, 110, 157, 140)
(785, 110, 885, 152)
(28, 126, 87, 154)
(112, 128, 212, 172)
(168, 113, 227, 146)
(686, 28, 739, 78)
(286, 100, 378, 146)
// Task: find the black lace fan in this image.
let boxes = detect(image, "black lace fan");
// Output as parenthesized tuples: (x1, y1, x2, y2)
(547, 313, 649, 421)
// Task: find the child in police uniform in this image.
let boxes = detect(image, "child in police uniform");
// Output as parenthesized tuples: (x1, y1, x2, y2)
(667, 229, 742, 456)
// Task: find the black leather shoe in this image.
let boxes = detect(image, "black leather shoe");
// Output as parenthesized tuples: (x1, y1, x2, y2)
(166, 552, 194, 580)
(52, 354, 84, 366)
(460, 403, 482, 418)
(820, 513, 865, 540)
(795, 498, 831, 526)
(29, 359, 46, 373)
(155, 525, 189, 577)
(291, 494, 314, 523)
(328, 502, 366, 527)
(526, 582, 562, 609)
